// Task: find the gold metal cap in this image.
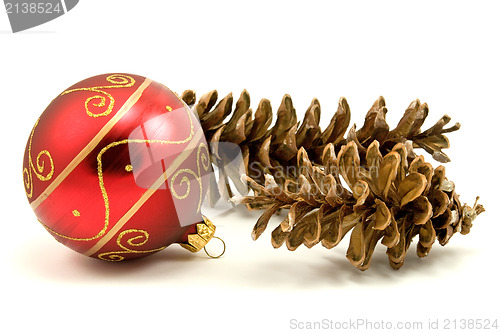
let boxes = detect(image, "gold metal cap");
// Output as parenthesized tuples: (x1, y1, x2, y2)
(179, 215, 216, 253)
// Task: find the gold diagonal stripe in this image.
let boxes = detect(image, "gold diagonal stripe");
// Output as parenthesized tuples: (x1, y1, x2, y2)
(30, 78, 153, 211)
(83, 128, 203, 257)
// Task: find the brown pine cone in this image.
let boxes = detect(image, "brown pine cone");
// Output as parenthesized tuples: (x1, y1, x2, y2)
(238, 142, 484, 270)
(180, 90, 460, 204)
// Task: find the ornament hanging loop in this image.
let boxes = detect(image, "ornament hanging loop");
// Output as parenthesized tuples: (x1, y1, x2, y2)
(178, 217, 225, 258)
(203, 236, 226, 259)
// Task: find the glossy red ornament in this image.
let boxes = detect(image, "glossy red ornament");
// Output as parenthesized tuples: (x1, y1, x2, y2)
(22, 73, 214, 261)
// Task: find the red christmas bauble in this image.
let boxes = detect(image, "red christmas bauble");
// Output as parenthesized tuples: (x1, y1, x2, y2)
(22, 73, 214, 261)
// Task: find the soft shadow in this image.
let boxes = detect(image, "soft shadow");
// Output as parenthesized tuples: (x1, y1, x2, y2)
(14, 236, 208, 284)
(237, 244, 480, 289)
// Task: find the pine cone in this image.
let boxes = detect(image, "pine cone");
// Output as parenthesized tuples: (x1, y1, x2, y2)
(238, 142, 484, 270)
(180, 90, 460, 204)
(181, 89, 482, 270)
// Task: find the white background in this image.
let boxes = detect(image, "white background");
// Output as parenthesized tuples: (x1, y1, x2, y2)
(1, 1, 499, 332)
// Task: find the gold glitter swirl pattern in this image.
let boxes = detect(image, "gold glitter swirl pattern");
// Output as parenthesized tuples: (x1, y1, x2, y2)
(23, 168, 32, 198)
(40, 106, 196, 242)
(60, 74, 136, 118)
(97, 229, 167, 261)
(23, 119, 55, 198)
(196, 142, 210, 211)
(170, 142, 210, 213)
(171, 168, 197, 200)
